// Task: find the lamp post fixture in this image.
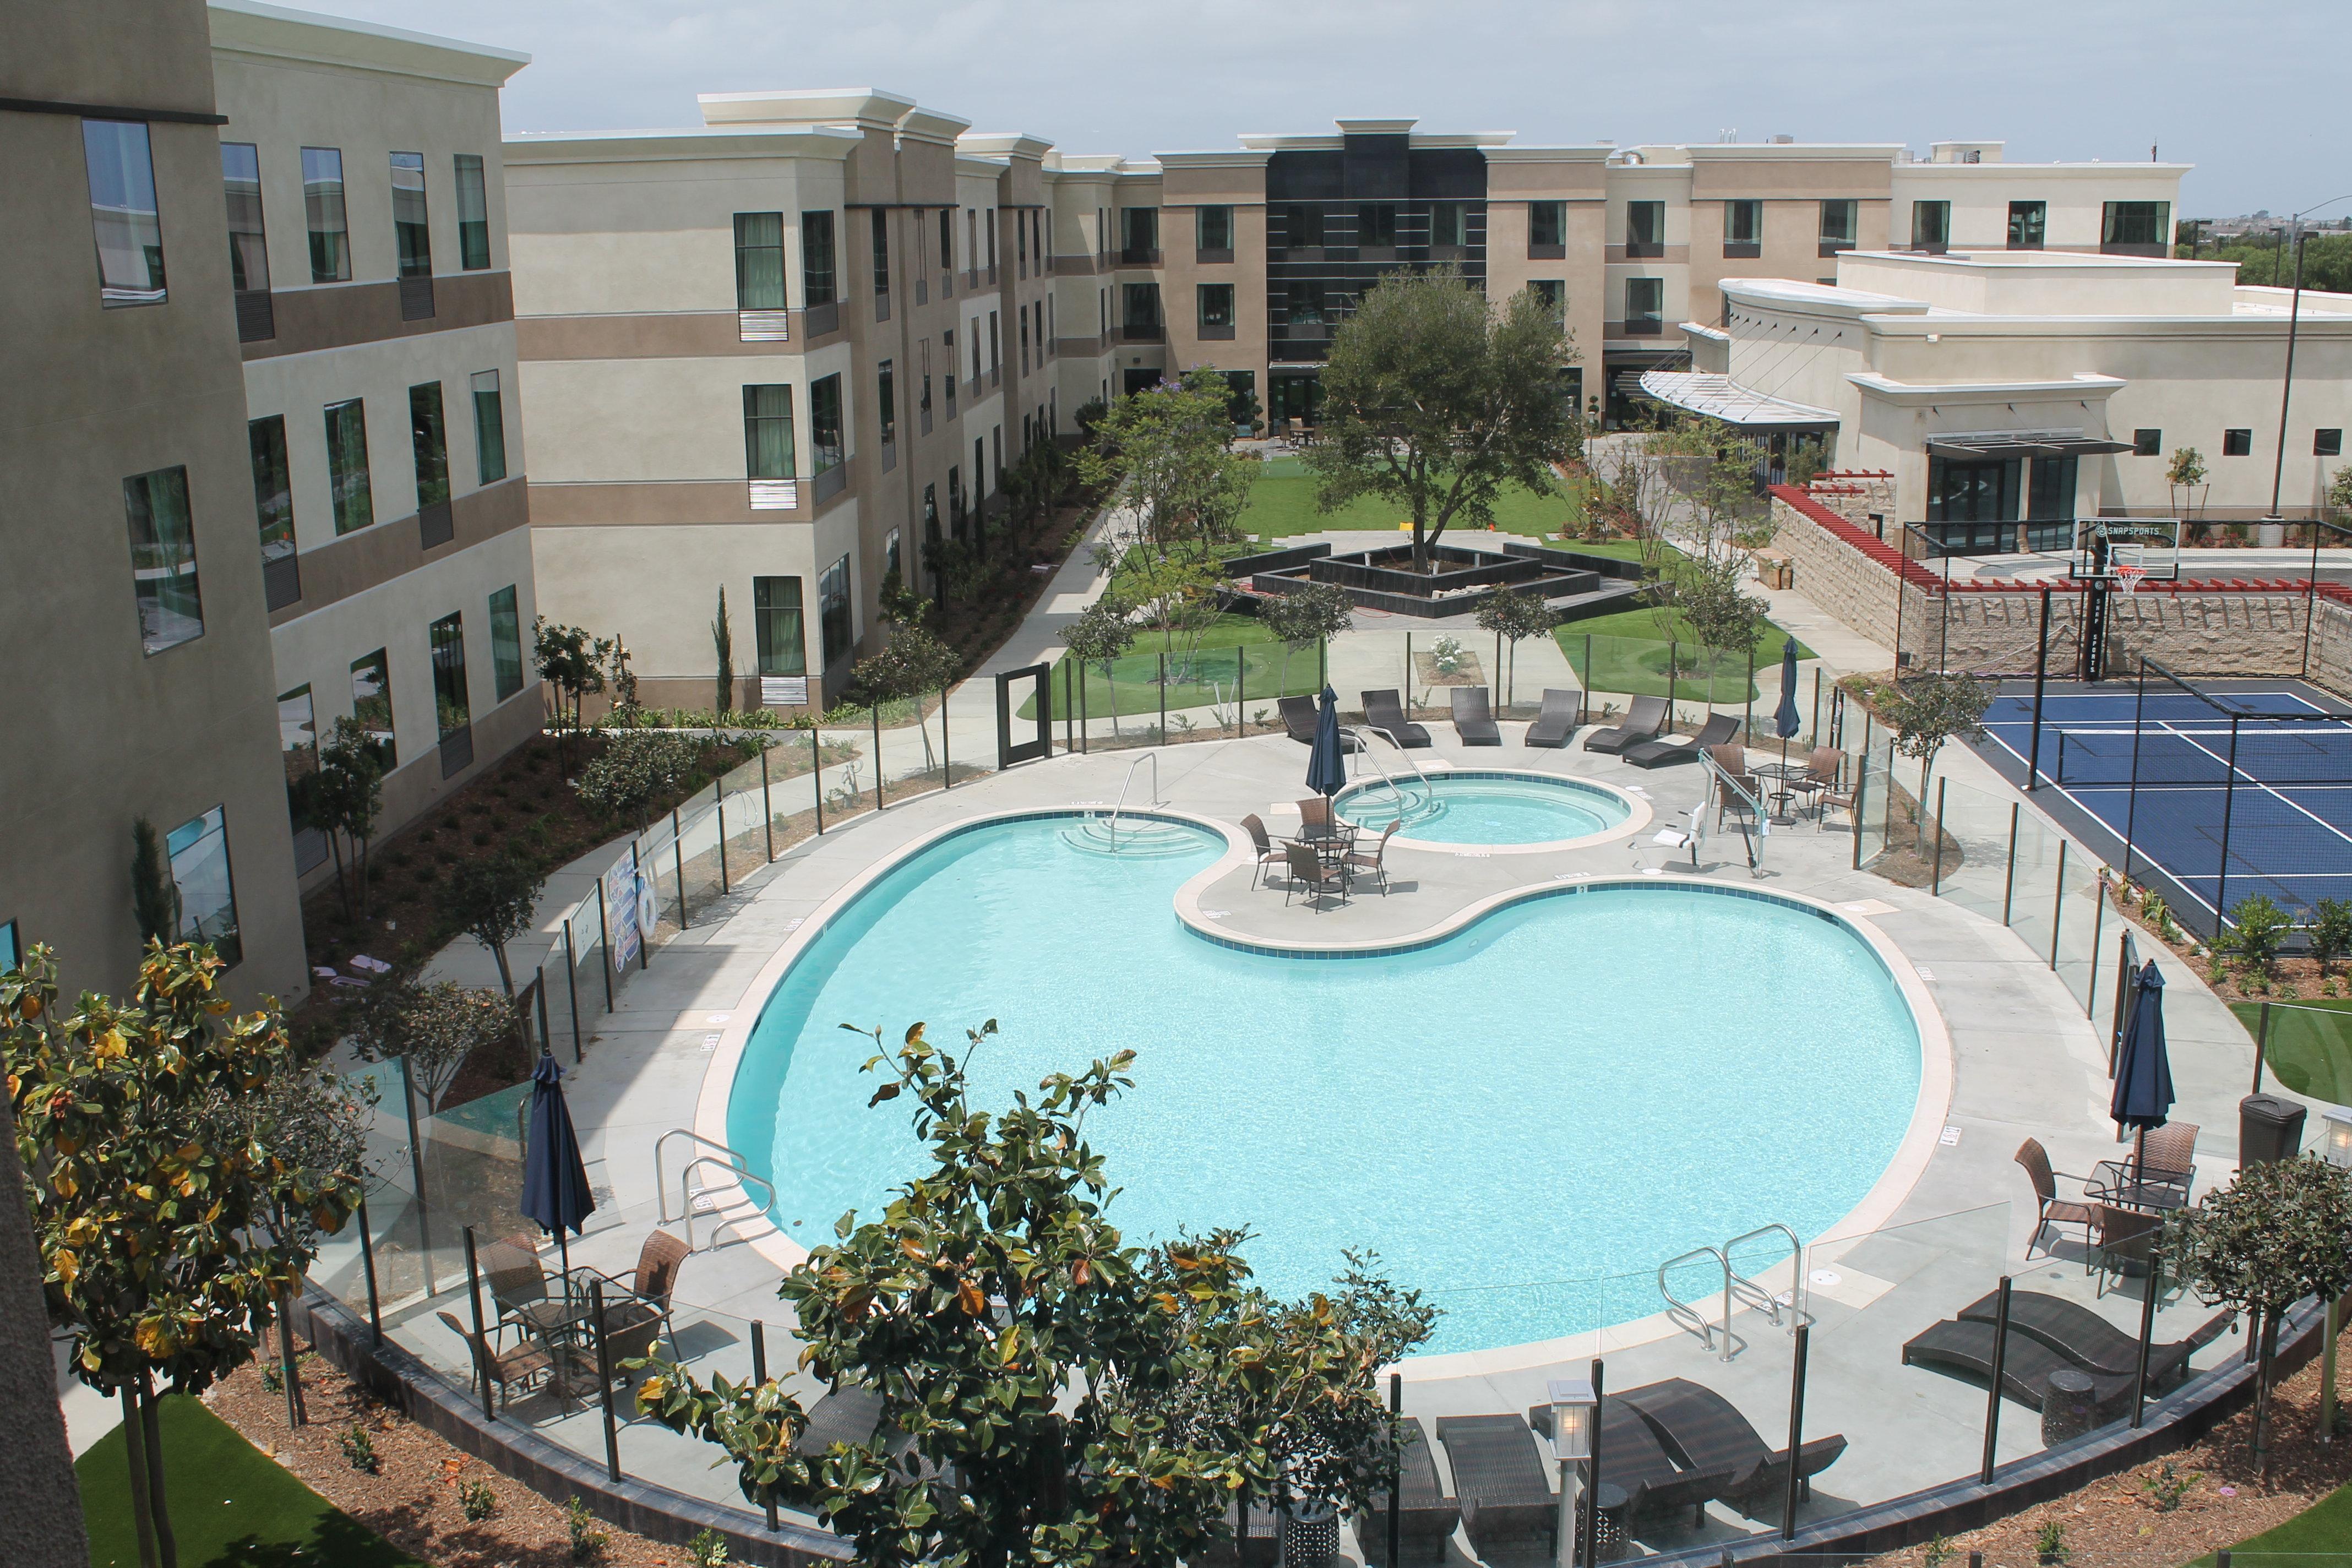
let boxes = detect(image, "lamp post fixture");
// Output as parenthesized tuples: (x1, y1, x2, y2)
(2262, 194, 2352, 533)
(1547, 1377, 1598, 1568)
(2321, 1106, 2352, 1169)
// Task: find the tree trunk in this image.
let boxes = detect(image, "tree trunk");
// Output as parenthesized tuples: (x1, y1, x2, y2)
(276, 1292, 306, 1427)
(1917, 754, 1936, 856)
(120, 1386, 160, 1568)
(139, 1374, 178, 1568)
(490, 941, 515, 998)
(328, 830, 351, 922)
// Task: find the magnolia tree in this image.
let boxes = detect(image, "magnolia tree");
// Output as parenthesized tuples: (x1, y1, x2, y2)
(4, 943, 364, 1568)
(532, 617, 609, 776)
(635, 1021, 1435, 1568)
(1306, 269, 1576, 573)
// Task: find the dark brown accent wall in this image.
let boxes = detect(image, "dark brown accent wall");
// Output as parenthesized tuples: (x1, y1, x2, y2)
(517, 309, 847, 361)
(269, 476, 528, 626)
(526, 479, 788, 526)
(241, 270, 513, 360)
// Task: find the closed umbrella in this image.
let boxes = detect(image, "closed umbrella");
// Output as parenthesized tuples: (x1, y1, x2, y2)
(519, 1050, 596, 1285)
(1773, 641, 1802, 765)
(2109, 960, 2175, 1180)
(1305, 684, 1348, 798)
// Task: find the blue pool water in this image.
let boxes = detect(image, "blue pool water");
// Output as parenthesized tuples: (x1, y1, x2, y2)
(1336, 771, 1631, 846)
(730, 816, 1920, 1354)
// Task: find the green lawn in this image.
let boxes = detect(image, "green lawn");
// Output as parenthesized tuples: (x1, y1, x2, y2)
(1556, 605, 1816, 706)
(1022, 613, 1327, 721)
(79, 1393, 423, 1568)
(2198, 1473, 2352, 1562)
(2231, 998, 2352, 1102)
(1242, 456, 1589, 542)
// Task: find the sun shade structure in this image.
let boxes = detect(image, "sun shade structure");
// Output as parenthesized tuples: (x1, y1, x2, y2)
(1636, 372, 1839, 429)
(1921, 428, 2133, 458)
(1306, 684, 1349, 797)
(519, 1052, 597, 1278)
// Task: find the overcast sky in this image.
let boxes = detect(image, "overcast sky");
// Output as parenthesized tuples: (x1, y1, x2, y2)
(314, 0, 2340, 220)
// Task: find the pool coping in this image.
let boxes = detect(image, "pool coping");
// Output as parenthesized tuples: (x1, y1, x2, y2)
(1328, 767, 1655, 856)
(693, 805, 1955, 1373)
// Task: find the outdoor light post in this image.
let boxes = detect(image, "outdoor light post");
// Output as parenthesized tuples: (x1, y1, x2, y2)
(2322, 1107, 2352, 1168)
(2262, 194, 2352, 531)
(1547, 1377, 1597, 1568)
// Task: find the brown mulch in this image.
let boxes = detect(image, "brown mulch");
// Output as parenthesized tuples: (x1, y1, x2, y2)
(2106, 883, 2352, 1005)
(207, 1346, 703, 1567)
(1866, 1327, 2352, 1568)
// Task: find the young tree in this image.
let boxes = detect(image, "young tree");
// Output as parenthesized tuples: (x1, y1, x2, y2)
(634, 1021, 1431, 1568)
(4, 943, 363, 1568)
(2329, 464, 2352, 522)
(129, 817, 179, 951)
(1880, 673, 1992, 854)
(1259, 582, 1355, 704)
(1674, 552, 1768, 665)
(2167, 447, 2208, 521)
(349, 979, 515, 1115)
(1473, 589, 1554, 708)
(712, 587, 736, 718)
(852, 626, 961, 772)
(532, 618, 607, 774)
(1077, 368, 1258, 558)
(573, 729, 701, 834)
(877, 565, 929, 633)
(445, 852, 545, 998)
(310, 717, 385, 921)
(603, 635, 641, 720)
(2310, 898, 2352, 973)
(1061, 596, 1139, 738)
(1306, 270, 1577, 573)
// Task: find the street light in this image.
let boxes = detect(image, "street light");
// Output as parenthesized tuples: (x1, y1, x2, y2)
(2322, 1106, 2352, 1169)
(1547, 1378, 1598, 1568)
(2262, 193, 2352, 532)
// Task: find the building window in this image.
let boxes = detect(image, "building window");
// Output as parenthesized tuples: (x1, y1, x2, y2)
(2102, 201, 2171, 256)
(2007, 200, 2047, 251)
(1926, 455, 2021, 522)
(938, 207, 954, 271)
(885, 528, 901, 583)
(989, 310, 1000, 372)
(301, 147, 350, 282)
(1431, 202, 1466, 250)
(1623, 277, 1664, 334)
(1723, 200, 1762, 255)
(471, 370, 507, 483)
(454, 154, 491, 270)
(878, 360, 896, 445)
(2223, 428, 2253, 456)
(1819, 199, 1857, 250)
(948, 465, 963, 536)
(1625, 201, 1664, 257)
(753, 577, 805, 676)
(350, 649, 394, 768)
(1286, 280, 1324, 326)
(1910, 201, 1950, 252)
(1529, 200, 1566, 254)
(1358, 203, 1397, 252)
(389, 153, 431, 277)
(280, 685, 328, 875)
(743, 384, 796, 478)
(0, 922, 17, 974)
(409, 382, 450, 512)
(1197, 204, 1234, 253)
(1123, 282, 1162, 331)
(429, 612, 469, 738)
(802, 209, 837, 308)
(82, 119, 166, 306)
(324, 398, 373, 535)
(221, 142, 269, 295)
(2319, 429, 2344, 458)
(1199, 282, 1235, 333)
(870, 209, 889, 296)
(488, 585, 523, 701)
(943, 330, 957, 416)
(733, 213, 785, 310)
(124, 466, 202, 655)
(248, 415, 293, 570)
(818, 554, 852, 666)
(2133, 428, 2162, 457)
(1530, 279, 1565, 328)
(810, 373, 844, 473)
(166, 807, 241, 968)
(1283, 204, 1324, 251)
(1121, 206, 1159, 262)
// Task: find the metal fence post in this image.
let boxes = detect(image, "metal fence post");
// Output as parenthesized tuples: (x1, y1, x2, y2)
(2001, 803, 2020, 925)
(753, 1321, 781, 1531)
(631, 842, 647, 970)
(399, 1055, 434, 1298)
(1782, 1324, 1810, 1540)
(1668, 640, 1679, 725)
(1744, 644, 1755, 742)
(2254, 1001, 2272, 1094)
(1064, 657, 1075, 755)
(760, 745, 775, 859)
(591, 1280, 620, 1480)
(2131, 1246, 2161, 1428)
(464, 1227, 492, 1419)
(672, 808, 688, 931)
(1158, 652, 1167, 744)
(535, 970, 551, 1055)
(812, 728, 824, 834)
(356, 1194, 382, 1345)
(1237, 651, 1246, 737)
(2026, 582, 2051, 790)
(595, 875, 614, 1011)
(941, 682, 954, 787)
(2214, 715, 2242, 934)
(715, 778, 728, 894)
(563, 920, 582, 1063)
(2121, 657, 2148, 888)
(1931, 778, 1947, 897)
(1979, 1276, 2012, 1483)
(1387, 1370, 1402, 1568)
(873, 705, 885, 811)
(2049, 839, 2067, 970)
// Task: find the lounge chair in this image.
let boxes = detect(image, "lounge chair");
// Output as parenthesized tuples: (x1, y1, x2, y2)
(1359, 1417, 1461, 1565)
(1451, 687, 1502, 745)
(1625, 712, 1740, 770)
(1344, 821, 1400, 896)
(1524, 689, 1581, 748)
(1240, 814, 1284, 888)
(1282, 842, 1346, 909)
(1529, 1400, 1732, 1536)
(1363, 689, 1431, 749)
(1955, 1289, 2235, 1390)
(1278, 695, 1359, 751)
(1434, 1414, 1556, 1556)
(1901, 1318, 2138, 1414)
(2016, 1137, 2094, 1259)
(1616, 1378, 1845, 1519)
(1584, 694, 1670, 755)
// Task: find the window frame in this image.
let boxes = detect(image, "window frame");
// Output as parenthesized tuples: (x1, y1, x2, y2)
(801, 209, 837, 308)
(324, 397, 374, 535)
(818, 553, 853, 667)
(2007, 199, 2048, 251)
(83, 119, 167, 306)
(753, 576, 807, 677)
(877, 359, 896, 446)
(742, 384, 796, 480)
(389, 151, 431, 278)
(1623, 276, 1664, 333)
(408, 381, 450, 513)
(1624, 200, 1664, 255)
(1819, 198, 1858, 251)
(350, 649, 395, 769)
(221, 141, 269, 295)
(1198, 281, 1235, 332)
(2101, 200, 2171, 255)
(733, 213, 787, 311)
(2318, 429, 2344, 459)
(2222, 428, 2253, 458)
(1722, 199, 1762, 254)
(301, 146, 350, 282)
(1529, 200, 1566, 254)
(471, 370, 507, 484)
(809, 374, 845, 475)
(166, 806, 242, 969)
(248, 414, 294, 567)
(454, 153, 491, 270)
(488, 584, 524, 702)
(428, 611, 470, 739)
(2133, 428, 2163, 458)
(1196, 203, 1234, 255)
(1911, 200, 1951, 252)
(124, 465, 204, 655)
(870, 208, 890, 297)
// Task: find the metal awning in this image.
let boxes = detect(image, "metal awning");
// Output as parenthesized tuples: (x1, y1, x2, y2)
(1636, 372, 1840, 428)
(1923, 428, 2134, 458)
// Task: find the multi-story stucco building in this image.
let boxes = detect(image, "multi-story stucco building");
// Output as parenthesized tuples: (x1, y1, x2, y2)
(208, 2, 541, 887)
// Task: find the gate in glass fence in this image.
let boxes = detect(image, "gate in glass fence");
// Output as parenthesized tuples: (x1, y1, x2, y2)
(997, 662, 1052, 767)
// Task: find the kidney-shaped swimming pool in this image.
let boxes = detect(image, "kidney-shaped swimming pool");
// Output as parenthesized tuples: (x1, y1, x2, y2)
(728, 814, 1922, 1354)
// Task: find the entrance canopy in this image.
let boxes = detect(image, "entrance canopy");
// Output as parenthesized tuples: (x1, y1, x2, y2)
(1636, 372, 1839, 429)
(1923, 428, 2133, 459)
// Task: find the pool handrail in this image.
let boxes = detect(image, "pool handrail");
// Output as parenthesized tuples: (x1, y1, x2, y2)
(1346, 726, 1435, 819)
(1698, 748, 1768, 874)
(656, 1129, 754, 1226)
(1104, 753, 1161, 851)
(1659, 1243, 1741, 1362)
(1723, 1222, 1812, 1333)
(672, 1153, 780, 1253)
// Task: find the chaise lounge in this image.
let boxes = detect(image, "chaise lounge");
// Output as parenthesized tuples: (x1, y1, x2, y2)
(1451, 687, 1502, 745)
(1624, 713, 1740, 770)
(1953, 1290, 2235, 1391)
(1358, 1416, 1461, 1565)
(1901, 1318, 2139, 1414)
(1529, 1398, 1733, 1538)
(1584, 694, 1670, 756)
(1524, 689, 1582, 748)
(1435, 1414, 1556, 1557)
(1278, 695, 1359, 750)
(1362, 689, 1431, 749)
(1616, 1378, 1846, 1521)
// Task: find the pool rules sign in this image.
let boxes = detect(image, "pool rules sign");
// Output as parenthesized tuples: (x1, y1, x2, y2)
(605, 853, 643, 972)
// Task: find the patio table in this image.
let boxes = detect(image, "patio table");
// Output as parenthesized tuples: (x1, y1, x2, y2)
(1751, 761, 1811, 820)
(2087, 1158, 2191, 1213)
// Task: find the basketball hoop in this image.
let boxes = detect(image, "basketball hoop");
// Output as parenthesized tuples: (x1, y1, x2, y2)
(2115, 564, 2147, 595)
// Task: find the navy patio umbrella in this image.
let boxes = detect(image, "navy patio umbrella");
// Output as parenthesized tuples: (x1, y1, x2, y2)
(2110, 960, 2176, 1176)
(1773, 641, 1803, 764)
(1305, 684, 1348, 798)
(519, 1050, 597, 1283)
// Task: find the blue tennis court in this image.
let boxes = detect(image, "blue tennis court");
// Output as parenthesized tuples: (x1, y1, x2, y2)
(1975, 682, 2352, 933)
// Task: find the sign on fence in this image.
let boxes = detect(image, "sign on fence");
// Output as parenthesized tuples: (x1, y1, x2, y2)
(604, 853, 641, 972)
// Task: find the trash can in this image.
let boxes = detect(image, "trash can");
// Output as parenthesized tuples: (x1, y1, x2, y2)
(2241, 1093, 2308, 1167)
(2041, 1368, 2099, 1445)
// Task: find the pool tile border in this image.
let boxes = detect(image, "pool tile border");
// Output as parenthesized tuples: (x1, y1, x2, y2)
(1330, 767, 1653, 856)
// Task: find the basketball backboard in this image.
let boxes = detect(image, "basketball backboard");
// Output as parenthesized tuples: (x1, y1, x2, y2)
(2070, 518, 2181, 581)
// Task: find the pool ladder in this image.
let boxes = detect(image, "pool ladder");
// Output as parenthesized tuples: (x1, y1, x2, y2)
(1659, 1223, 1811, 1361)
(1346, 726, 1435, 821)
(1102, 753, 1162, 851)
(655, 1129, 780, 1253)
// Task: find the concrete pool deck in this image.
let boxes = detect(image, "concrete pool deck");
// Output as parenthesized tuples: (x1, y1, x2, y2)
(356, 715, 2285, 1561)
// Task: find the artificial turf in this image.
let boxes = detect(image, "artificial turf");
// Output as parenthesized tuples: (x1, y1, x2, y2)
(1239, 456, 1590, 542)
(78, 1392, 423, 1568)
(2202, 1474, 2352, 1559)
(2230, 997, 2352, 1103)
(1554, 605, 1816, 706)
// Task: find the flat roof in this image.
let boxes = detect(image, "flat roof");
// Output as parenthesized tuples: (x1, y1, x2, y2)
(1637, 372, 1839, 428)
